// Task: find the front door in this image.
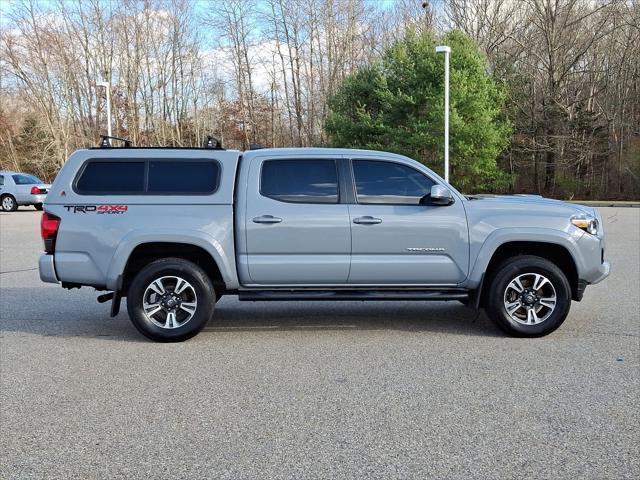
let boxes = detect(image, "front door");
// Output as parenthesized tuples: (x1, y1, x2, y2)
(244, 156, 351, 285)
(347, 159, 469, 285)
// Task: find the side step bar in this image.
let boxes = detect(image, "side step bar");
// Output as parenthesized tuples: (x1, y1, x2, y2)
(238, 289, 469, 302)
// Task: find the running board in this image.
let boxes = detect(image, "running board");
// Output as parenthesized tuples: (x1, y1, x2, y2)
(238, 289, 469, 302)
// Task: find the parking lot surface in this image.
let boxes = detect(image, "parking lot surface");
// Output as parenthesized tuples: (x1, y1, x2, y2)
(1, 207, 638, 479)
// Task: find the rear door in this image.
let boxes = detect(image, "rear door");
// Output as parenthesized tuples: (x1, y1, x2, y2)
(347, 158, 469, 285)
(243, 156, 351, 285)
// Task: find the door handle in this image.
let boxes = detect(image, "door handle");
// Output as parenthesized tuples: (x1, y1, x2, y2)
(253, 215, 282, 224)
(353, 216, 382, 225)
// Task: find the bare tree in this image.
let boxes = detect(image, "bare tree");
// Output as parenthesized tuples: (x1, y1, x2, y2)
(1, 0, 637, 198)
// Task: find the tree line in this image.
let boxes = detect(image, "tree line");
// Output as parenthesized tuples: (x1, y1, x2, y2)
(0, 0, 638, 199)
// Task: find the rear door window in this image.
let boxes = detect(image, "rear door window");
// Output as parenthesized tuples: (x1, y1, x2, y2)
(75, 162, 145, 194)
(261, 159, 339, 204)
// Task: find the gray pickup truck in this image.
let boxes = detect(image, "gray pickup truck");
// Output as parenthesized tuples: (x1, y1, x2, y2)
(38, 143, 609, 341)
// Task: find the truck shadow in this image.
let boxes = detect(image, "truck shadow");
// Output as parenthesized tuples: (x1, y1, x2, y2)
(0, 288, 501, 341)
(205, 298, 499, 337)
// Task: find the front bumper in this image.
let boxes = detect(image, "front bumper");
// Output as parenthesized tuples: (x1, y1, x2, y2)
(589, 260, 610, 285)
(576, 225, 610, 285)
(575, 260, 609, 301)
(39, 254, 59, 283)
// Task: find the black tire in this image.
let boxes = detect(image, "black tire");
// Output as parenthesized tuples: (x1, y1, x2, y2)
(485, 255, 572, 337)
(34, 203, 43, 211)
(126, 258, 215, 342)
(1, 195, 18, 212)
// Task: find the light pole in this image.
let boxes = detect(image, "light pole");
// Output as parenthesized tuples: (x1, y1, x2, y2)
(96, 81, 112, 137)
(435, 45, 450, 183)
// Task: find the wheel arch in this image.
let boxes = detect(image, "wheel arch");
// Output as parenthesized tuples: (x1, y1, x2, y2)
(120, 242, 227, 295)
(106, 229, 237, 293)
(475, 239, 581, 307)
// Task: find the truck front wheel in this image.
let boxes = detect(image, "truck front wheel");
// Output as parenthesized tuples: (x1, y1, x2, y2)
(486, 255, 572, 337)
(126, 258, 215, 342)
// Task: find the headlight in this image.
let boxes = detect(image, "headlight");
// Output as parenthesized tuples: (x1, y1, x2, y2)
(571, 214, 598, 235)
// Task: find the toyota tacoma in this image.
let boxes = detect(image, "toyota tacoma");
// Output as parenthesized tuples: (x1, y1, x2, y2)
(38, 140, 610, 341)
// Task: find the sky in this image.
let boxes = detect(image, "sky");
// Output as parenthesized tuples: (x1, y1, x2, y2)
(0, 0, 433, 93)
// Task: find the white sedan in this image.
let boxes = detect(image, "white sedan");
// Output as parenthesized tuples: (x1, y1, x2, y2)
(0, 171, 51, 212)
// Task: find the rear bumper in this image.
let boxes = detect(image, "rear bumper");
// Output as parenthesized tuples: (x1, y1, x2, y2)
(39, 254, 59, 283)
(18, 194, 46, 205)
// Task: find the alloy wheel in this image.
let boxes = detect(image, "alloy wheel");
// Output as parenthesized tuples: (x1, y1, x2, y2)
(503, 273, 557, 325)
(142, 275, 198, 329)
(2, 197, 15, 211)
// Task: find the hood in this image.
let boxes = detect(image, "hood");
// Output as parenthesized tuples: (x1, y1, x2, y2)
(465, 194, 595, 216)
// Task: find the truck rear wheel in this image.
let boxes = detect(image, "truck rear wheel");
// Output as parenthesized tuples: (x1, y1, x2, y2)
(486, 255, 572, 337)
(126, 258, 215, 342)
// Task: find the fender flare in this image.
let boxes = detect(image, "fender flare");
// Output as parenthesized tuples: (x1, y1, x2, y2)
(468, 227, 585, 287)
(105, 229, 238, 291)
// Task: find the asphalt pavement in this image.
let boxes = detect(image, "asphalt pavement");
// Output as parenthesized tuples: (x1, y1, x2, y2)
(1, 207, 638, 479)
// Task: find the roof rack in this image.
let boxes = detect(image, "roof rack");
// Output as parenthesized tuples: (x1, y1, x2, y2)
(204, 135, 224, 150)
(93, 134, 225, 150)
(99, 135, 132, 148)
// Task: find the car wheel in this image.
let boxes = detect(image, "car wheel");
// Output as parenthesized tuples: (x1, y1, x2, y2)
(486, 255, 572, 337)
(34, 203, 43, 211)
(126, 258, 215, 342)
(1, 195, 18, 212)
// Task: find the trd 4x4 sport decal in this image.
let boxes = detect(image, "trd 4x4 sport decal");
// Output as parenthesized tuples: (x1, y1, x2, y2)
(63, 205, 128, 214)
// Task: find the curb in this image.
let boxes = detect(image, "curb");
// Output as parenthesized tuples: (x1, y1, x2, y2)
(568, 201, 640, 208)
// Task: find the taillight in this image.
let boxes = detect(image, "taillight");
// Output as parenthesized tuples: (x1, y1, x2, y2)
(31, 186, 41, 194)
(41, 212, 61, 253)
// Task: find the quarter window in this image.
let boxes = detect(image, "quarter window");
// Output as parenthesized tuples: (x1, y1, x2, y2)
(75, 159, 220, 195)
(76, 161, 145, 194)
(0, 175, 4, 186)
(148, 161, 219, 194)
(261, 159, 339, 204)
(352, 160, 435, 205)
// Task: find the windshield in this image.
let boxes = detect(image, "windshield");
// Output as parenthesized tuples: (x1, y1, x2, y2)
(12, 174, 43, 185)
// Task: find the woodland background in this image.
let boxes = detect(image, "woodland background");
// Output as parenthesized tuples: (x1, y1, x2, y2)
(1, 0, 638, 199)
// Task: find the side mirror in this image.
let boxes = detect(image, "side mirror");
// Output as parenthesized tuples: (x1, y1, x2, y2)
(429, 185, 454, 206)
